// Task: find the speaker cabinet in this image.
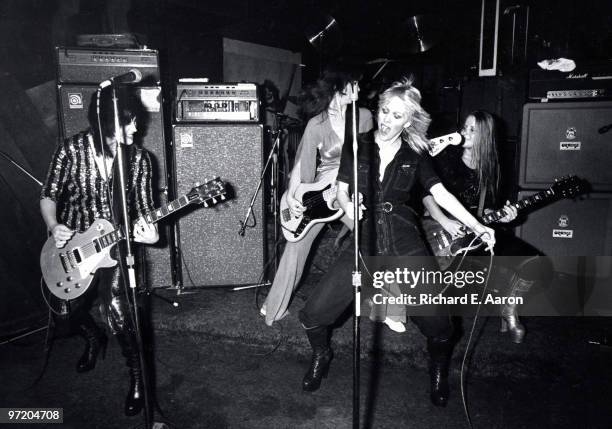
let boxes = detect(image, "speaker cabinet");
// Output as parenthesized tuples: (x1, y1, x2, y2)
(57, 84, 173, 288)
(519, 101, 612, 191)
(172, 124, 266, 287)
(516, 191, 612, 276)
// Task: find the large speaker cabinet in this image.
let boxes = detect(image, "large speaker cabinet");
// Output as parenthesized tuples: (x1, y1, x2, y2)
(516, 191, 612, 277)
(57, 85, 173, 288)
(172, 124, 266, 287)
(519, 101, 612, 191)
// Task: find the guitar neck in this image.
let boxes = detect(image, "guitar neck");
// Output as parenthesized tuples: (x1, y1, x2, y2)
(481, 188, 554, 224)
(96, 194, 194, 250)
(142, 195, 193, 224)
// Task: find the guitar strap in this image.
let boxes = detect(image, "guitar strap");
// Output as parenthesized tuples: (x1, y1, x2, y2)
(477, 186, 486, 218)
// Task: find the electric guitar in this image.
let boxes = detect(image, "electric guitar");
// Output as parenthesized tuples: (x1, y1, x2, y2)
(422, 175, 585, 269)
(281, 133, 463, 242)
(428, 132, 462, 157)
(280, 178, 341, 242)
(41, 178, 227, 300)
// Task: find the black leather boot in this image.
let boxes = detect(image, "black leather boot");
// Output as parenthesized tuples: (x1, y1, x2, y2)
(124, 356, 144, 417)
(302, 326, 333, 392)
(125, 356, 144, 416)
(427, 337, 453, 407)
(76, 319, 107, 373)
(116, 331, 145, 417)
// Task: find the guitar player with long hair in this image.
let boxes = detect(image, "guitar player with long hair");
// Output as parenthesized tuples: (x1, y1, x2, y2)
(423, 110, 553, 343)
(261, 65, 373, 326)
(39, 87, 158, 417)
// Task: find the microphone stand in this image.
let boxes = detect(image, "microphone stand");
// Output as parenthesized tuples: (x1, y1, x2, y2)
(236, 118, 283, 286)
(349, 84, 361, 429)
(109, 84, 153, 429)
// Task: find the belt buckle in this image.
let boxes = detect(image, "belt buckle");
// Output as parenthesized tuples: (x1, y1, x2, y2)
(382, 202, 393, 213)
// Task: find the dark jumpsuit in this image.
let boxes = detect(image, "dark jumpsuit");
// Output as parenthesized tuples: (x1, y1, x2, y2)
(299, 131, 453, 340)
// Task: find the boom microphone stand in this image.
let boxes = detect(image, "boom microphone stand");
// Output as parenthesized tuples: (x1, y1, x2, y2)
(109, 84, 153, 429)
(236, 117, 285, 288)
(349, 83, 361, 429)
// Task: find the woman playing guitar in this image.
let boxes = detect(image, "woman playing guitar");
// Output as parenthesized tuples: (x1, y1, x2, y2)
(423, 110, 553, 344)
(262, 65, 373, 325)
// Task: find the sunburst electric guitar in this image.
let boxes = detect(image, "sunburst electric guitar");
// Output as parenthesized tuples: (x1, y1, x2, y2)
(422, 175, 585, 269)
(41, 178, 227, 300)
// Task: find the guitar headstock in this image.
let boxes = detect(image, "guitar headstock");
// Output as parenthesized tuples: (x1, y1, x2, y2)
(551, 175, 586, 199)
(428, 132, 462, 157)
(187, 178, 228, 207)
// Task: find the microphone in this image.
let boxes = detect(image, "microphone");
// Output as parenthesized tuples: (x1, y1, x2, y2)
(350, 81, 359, 102)
(99, 69, 143, 88)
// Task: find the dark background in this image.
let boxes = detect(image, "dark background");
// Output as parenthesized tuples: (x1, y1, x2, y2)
(1, 0, 612, 335)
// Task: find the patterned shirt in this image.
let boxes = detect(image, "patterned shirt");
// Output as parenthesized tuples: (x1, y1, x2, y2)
(41, 131, 154, 232)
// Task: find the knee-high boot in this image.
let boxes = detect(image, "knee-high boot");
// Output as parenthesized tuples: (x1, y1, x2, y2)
(75, 317, 107, 373)
(116, 331, 144, 416)
(427, 337, 454, 407)
(500, 275, 534, 344)
(302, 326, 333, 392)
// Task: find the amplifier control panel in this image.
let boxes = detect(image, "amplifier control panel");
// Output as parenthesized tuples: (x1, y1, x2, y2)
(176, 82, 259, 122)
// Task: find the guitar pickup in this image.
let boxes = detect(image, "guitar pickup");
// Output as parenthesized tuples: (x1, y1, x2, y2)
(93, 238, 102, 253)
(72, 248, 82, 264)
(281, 208, 291, 222)
(59, 253, 71, 273)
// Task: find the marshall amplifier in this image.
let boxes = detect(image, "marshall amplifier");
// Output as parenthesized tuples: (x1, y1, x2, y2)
(528, 61, 612, 101)
(175, 82, 259, 122)
(56, 47, 160, 84)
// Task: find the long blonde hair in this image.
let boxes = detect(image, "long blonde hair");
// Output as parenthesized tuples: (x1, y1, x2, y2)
(378, 76, 431, 154)
(468, 110, 500, 197)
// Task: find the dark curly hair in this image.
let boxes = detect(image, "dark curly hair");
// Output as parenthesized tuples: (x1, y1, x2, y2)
(299, 64, 362, 119)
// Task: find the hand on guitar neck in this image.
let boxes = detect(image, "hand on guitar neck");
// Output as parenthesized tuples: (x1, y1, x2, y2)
(132, 217, 158, 244)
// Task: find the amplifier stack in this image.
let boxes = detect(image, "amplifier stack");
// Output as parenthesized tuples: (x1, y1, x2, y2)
(517, 100, 612, 280)
(171, 81, 266, 287)
(55, 46, 173, 289)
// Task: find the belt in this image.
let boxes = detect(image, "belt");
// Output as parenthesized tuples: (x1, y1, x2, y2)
(374, 201, 394, 213)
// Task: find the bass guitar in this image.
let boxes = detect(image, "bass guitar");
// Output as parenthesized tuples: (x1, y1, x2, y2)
(422, 175, 585, 269)
(41, 178, 227, 300)
(281, 132, 463, 242)
(280, 178, 341, 242)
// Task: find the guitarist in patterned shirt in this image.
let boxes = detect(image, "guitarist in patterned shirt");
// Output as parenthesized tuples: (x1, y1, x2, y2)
(40, 87, 158, 416)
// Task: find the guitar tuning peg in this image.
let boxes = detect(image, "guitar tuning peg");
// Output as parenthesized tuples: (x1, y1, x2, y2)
(195, 181, 201, 187)
(203, 202, 209, 207)
(220, 195, 226, 200)
(212, 197, 218, 204)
